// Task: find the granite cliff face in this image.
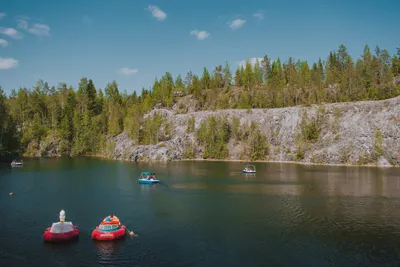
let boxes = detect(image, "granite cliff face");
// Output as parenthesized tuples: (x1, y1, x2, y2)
(105, 95, 400, 167)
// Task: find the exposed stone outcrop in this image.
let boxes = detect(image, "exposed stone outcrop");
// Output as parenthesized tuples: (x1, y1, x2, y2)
(24, 136, 63, 157)
(105, 95, 400, 167)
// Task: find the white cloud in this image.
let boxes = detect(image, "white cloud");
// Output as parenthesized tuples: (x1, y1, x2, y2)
(118, 68, 139, 76)
(0, 12, 5, 20)
(82, 15, 93, 26)
(253, 11, 264, 19)
(190, 30, 210, 40)
(147, 5, 167, 21)
(237, 57, 264, 68)
(17, 19, 28, 29)
(17, 19, 50, 37)
(28, 24, 50, 36)
(0, 27, 23, 39)
(228, 18, 246, 30)
(0, 57, 18, 70)
(0, 38, 8, 47)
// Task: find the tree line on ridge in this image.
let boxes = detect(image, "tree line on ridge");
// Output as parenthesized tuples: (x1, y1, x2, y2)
(0, 44, 399, 160)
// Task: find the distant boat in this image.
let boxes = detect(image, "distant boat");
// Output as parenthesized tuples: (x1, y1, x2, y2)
(243, 164, 256, 174)
(138, 171, 160, 184)
(10, 160, 23, 167)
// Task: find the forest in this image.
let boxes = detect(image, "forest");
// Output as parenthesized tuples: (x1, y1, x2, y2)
(0, 44, 399, 161)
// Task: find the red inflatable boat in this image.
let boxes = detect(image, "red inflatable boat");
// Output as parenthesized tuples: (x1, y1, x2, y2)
(44, 209, 79, 242)
(44, 222, 79, 242)
(92, 215, 126, 241)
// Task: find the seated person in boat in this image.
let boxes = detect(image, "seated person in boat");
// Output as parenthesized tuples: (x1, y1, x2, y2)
(59, 209, 66, 222)
(151, 173, 156, 180)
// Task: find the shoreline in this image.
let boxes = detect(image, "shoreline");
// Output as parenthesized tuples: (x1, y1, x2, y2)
(177, 158, 397, 168)
(17, 154, 398, 168)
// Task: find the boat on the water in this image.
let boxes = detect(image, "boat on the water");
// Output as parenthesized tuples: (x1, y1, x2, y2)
(243, 164, 256, 173)
(138, 171, 159, 184)
(10, 159, 23, 167)
(92, 215, 126, 241)
(44, 209, 79, 242)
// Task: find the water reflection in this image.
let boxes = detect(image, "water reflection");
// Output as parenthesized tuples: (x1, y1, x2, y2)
(140, 183, 158, 189)
(43, 239, 80, 251)
(169, 163, 400, 198)
(244, 173, 256, 180)
(139, 183, 158, 194)
(94, 240, 123, 264)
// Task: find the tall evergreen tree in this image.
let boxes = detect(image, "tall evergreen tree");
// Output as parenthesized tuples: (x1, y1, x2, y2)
(86, 79, 98, 114)
(223, 61, 232, 87)
(200, 67, 211, 89)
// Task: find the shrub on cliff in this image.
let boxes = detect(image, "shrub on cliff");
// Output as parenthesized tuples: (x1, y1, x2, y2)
(196, 115, 229, 159)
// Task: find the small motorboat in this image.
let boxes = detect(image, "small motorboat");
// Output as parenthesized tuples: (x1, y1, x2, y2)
(138, 171, 160, 184)
(92, 215, 126, 241)
(10, 159, 23, 167)
(243, 164, 256, 174)
(44, 209, 79, 242)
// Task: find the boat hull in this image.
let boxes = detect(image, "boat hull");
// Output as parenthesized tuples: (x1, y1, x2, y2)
(138, 179, 159, 184)
(243, 170, 256, 173)
(43, 226, 79, 242)
(92, 225, 126, 241)
(11, 163, 23, 167)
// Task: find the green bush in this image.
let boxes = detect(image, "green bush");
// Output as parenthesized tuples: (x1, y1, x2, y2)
(373, 128, 383, 159)
(186, 116, 195, 133)
(302, 118, 319, 142)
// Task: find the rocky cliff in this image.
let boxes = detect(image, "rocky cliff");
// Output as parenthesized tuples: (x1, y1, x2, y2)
(105, 95, 400, 167)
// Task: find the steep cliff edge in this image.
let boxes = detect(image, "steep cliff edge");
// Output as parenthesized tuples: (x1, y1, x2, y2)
(105, 95, 400, 167)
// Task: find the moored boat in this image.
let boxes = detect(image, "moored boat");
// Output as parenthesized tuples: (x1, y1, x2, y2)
(138, 171, 159, 184)
(243, 164, 256, 173)
(44, 209, 79, 242)
(10, 159, 23, 167)
(92, 215, 126, 241)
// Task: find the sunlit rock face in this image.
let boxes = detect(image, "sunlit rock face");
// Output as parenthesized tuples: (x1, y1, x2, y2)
(104, 96, 400, 167)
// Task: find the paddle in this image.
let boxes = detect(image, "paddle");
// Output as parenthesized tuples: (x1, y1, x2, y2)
(126, 227, 135, 237)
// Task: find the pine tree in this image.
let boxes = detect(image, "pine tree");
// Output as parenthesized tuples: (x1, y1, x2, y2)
(175, 75, 185, 93)
(254, 58, 263, 86)
(261, 55, 271, 84)
(213, 65, 223, 89)
(86, 79, 98, 114)
(184, 71, 193, 94)
(77, 77, 88, 114)
(234, 67, 242, 87)
(200, 67, 211, 89)
(0, 88, 19, 158)
(243, 59, 254, 89)
(362, 45, 373, 89)
(392, 54, 400, 77)
(124, 104, 141, 144)
(223, 61, 232, 88)
(192, 75, 201, 99)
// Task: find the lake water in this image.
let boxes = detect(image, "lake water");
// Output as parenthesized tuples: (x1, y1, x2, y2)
(1, 157, 400, 267)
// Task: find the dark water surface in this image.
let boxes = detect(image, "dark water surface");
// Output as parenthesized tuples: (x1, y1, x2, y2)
(1, 157, 400, 267)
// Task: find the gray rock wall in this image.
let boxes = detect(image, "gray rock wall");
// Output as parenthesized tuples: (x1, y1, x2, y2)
(106, 96, 400, 167)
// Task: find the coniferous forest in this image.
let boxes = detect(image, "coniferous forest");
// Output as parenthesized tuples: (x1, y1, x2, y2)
(0, 44, 399, 160)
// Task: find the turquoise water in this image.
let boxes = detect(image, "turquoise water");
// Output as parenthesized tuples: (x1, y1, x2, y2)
(1, 157, 400, 266)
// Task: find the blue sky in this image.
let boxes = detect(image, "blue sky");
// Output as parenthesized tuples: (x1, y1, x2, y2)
(0, 0, 399, 94)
